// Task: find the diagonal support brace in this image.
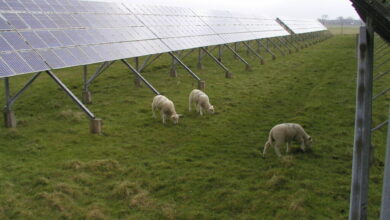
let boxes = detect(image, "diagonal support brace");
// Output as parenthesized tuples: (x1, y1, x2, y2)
(121, 59, 160, 95)
(243, 41, 265, 64)
(224, 44, 252, 71)
(201, 47, 232, 78)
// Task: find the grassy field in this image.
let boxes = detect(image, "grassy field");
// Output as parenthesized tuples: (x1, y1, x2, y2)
(0, 35, 388, 219)
(327, 26, 360, 35)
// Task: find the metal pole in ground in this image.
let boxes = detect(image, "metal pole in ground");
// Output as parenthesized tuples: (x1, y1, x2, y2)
(349, 23, 374, 220)
(380, 109, 390, 220)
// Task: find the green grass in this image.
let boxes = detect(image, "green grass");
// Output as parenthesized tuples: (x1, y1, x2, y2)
(327, 26, 360, 35)
(0, 35, 388, 219)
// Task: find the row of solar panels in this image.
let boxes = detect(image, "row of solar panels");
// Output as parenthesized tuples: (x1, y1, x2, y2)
(0, 0, 327, 79)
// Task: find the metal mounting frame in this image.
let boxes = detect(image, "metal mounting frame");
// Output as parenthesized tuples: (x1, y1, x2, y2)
(201, 47, 232, 78)
(3, 71, 98, 132)
(224, 44, 252, 71)
(121, 59, 160, 95)
(242, 41, 265, 64)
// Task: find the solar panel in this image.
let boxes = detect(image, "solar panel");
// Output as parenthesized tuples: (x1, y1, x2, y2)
(277, 17, 327, 34)
(125, 4, 226, 51)
(195, 9, 289, 44)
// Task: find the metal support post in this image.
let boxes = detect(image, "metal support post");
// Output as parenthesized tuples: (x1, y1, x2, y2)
(139, 54, 162, 73)
(82, 65, 92, 104)
(224, 44, 252, 71)
(242, 41, 265, 64)
(178, 49, 195, 62)
(3, 77, 15, 128)
(246, 41, 251, 57)
(168, 52, 204, 90)
(257, 40, 277, 60)
(277, 37, 292, 54)
(170, 52, 178, 78)
(134, 57, 143, 86)
(233, 42, 238, 59)
(46, 70, 101, 134)
(85, 61, 115, 90)
(380, 113, 390, 220)
(287, 35, 300, 52)
(201, 47, 232, 78)
(218, 45, 223, 62)
(3, 73, 42, 128)
(256, 40, 261, 53)
(349, 24, 374, 220)
(268, 38, 285, 56)
(197, 48, 204, 70)
(121, 59, 160, 95)
(46, 71, 95, 120)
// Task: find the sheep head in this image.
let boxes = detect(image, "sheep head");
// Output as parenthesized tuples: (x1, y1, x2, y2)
(171, 114, 182, 124)
(304, 136, 313, 148)
(208, 105, 215, 114)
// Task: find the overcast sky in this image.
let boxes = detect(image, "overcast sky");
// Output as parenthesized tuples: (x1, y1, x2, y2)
(97, 0, 360, 19)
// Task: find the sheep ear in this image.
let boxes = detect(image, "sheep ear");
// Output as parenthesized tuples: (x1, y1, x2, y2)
(177, 114, 183, 117)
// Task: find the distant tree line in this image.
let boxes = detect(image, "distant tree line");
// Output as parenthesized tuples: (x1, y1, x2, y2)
(318, 15, 363, 26)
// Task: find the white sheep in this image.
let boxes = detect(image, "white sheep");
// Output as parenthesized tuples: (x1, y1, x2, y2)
(263, 123, 312, 157)
(188, 89, 214, 116)
(152, 95, 181, 124)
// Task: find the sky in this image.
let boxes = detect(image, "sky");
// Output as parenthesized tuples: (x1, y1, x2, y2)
(96, 0, 360, 19)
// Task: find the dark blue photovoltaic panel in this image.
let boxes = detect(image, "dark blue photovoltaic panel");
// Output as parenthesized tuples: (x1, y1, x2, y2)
(0, 58, 14, 77)
(38, 49, 66, 69)
(1, 32, 30, 50)
(81, 46, 104, 63)
(49, 0, 67, 13)
(34, 14, 57, 29)
(2, 13, 28, 29)
(72, 14, 90, 27)
(1, 52, 33, 74)
(53, 48, 79, 67)
(35, 31, 61, 47)
(6, 0, 26, 11)
(18, 50, 49, 72)
(67, 47, 91, 64)
(19, 0, 42, 12)
(50, 30, 75, 47)
(0, 17, 11, 30)
(0, 0, 11, 11)
(62, 14, 82, 28)
(20, 31, 48, 49)
(64, 30, 88, 45)
(49, 14, 70, 28)
(0, 35, 13, 51)
(19, 13, 44, 29)
(34, 0, 54, 12)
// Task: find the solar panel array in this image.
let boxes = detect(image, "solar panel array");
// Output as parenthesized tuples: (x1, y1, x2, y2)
(195, 9, 289, 44)
(124, 4, 225, 52)
(277, 17, 327, 34)
(0, 0, 327, 79)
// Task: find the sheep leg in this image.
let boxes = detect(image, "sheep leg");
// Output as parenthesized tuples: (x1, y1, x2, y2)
(263, 141, 271, 157)
(196, 103, 200, 113)
(198, 105, 203, 116)
(161, 113, 166, 124)
(189, 98, 192, 112)
(274, 142, 283, 157)
(300, 138, 306, 152)
(286, 142, 290, 154)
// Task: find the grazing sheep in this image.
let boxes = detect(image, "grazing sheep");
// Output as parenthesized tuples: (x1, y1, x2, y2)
(188, 89, 214, 116)
(152, 95, 181, 124)
(263, 123, 312, 157)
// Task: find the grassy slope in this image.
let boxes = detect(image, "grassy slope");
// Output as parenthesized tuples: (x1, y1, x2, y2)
(0, 35, 387, 219)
